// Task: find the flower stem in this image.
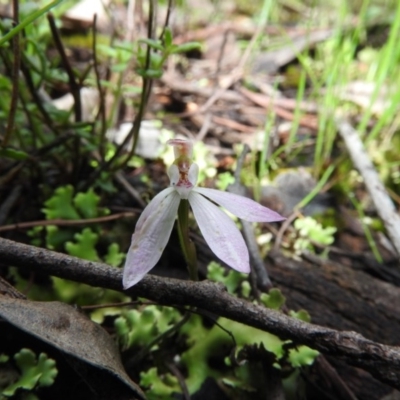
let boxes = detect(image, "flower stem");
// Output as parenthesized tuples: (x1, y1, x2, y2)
(177, 199, 198, 281)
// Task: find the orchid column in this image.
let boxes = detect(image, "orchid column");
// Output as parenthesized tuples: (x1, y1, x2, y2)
(123, 139, 285, 289)
(170, 139, 198, 281)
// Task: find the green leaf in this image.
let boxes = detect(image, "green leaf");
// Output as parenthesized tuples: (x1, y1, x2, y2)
(45, 225, 75, 250)
(164, 27, 173, 48)
(289, 309, 311, 323)
(36, 353, 57, 386)
(104, 243, 125, 267)
(294, 217, 336, 247)
(73, 188, 101, 219)
(96, 44, 117, 58)
(170, 42, 201, 54)
(140, 367, 179, 399)
(0, 0, 64, 47)
(139, 38, 164, 51)
(241, 281, 251, 298)
(260, 288, 286, 310)
(206, 262, 247, 294)
(0, 148, 29, 160)
(65, 228, 99, 261)
(42, 186, 80, 220)
(111, 63, 129, 73)
(2, 349, 57, 396)
(136, 68, 163, 79)
(216, 172, 235, 191)
(115, 306, 181, 350)
(289, 346, 319, 367)
(180, 316, 285, 394)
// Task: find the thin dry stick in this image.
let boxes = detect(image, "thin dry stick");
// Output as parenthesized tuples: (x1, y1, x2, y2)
(0, 184, 22, 226)
(158, 0, 173, 41)
(47, 13, 81, 122)
(0, 212, 137, 233)
(229, 144, 272, 291)
(3, 0, 20, 148)
(92, 14, 107, 160)
(20, 57, 60, 136)
(81, 0, 157, 190)
(1, 237, 400, 390)
(114, 172, 146, 208)
(336, 118, 400, 258)
(273, 211, 299, 253)
(166, 361, 191, 400)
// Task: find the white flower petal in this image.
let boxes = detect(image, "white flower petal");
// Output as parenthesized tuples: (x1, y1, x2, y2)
(193, 187, 285, 222)
(188, 191, 250, 273)
(123, 190, 180, 288)
(188, 163, 199, 186)
(167, 165, 179, 187)
(135, 187, 175, 232)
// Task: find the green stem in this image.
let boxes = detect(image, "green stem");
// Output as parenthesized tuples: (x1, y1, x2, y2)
(177, 199, 198, 281)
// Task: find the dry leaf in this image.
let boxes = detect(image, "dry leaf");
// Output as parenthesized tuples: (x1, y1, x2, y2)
(0, 295, 145, 400)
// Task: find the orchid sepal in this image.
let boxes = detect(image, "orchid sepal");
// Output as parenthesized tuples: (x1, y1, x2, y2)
(189, 190, 251, 273)
(122, 188, 180, 289)
(193, 187, 285, 222)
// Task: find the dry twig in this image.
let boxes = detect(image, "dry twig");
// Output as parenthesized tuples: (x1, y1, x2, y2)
(336, 119, 400, 258)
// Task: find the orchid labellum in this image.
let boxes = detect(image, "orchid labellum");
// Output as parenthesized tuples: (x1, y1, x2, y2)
(123, 139, 285, 289)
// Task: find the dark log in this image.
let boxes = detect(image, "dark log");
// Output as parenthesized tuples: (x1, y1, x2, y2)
(269, 252, 400, 399)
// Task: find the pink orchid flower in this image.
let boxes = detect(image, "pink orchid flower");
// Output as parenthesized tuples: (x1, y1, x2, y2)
(123, 139, 285, 289)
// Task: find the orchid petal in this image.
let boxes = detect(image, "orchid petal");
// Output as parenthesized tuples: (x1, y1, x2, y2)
(123, 190, 180, 288)
(167, 164, 179, 187)
(134, 187, 176, 232)
(193, 187, 285, 222)
(188, 163, 199, 187)
(188, 191, 250, 273)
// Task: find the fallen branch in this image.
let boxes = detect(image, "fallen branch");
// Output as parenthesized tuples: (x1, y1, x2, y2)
(1, 237, 400, 389)
(337, 118, 400, 258)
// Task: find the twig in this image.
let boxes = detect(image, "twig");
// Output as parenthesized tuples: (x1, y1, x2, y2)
(229, 144, 272, 291)
(81, 0, 157, 190)
(1, 237, 400, 389)
(166, 361, 191, 400)
(47, 13, 82, 123)
(240, 87, 319, 130)
(92, 14, 107, 160)
(0, 184, 22, 226)
(114, 171, 146, 207)
(20, 56, 60, 138)
(80, 300, 156, 310)
(0, 275, 26, 299)
(196, 112, 211, 142)
(273, 211, 299, 253)
(3, 0, 20, 148)
(129, 312, 191, 367)
(211, 115, 255, 133)
(158, 0, 173, 41)
(0, 212, 137, 233)
(161, 78, 247, 104)
(336, 118, 400, 258)
(47, 12, 83, 182)
(120, 0, 156, 164)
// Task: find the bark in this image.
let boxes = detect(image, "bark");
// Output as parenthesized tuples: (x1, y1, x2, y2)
(269, 252, 400, 399)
